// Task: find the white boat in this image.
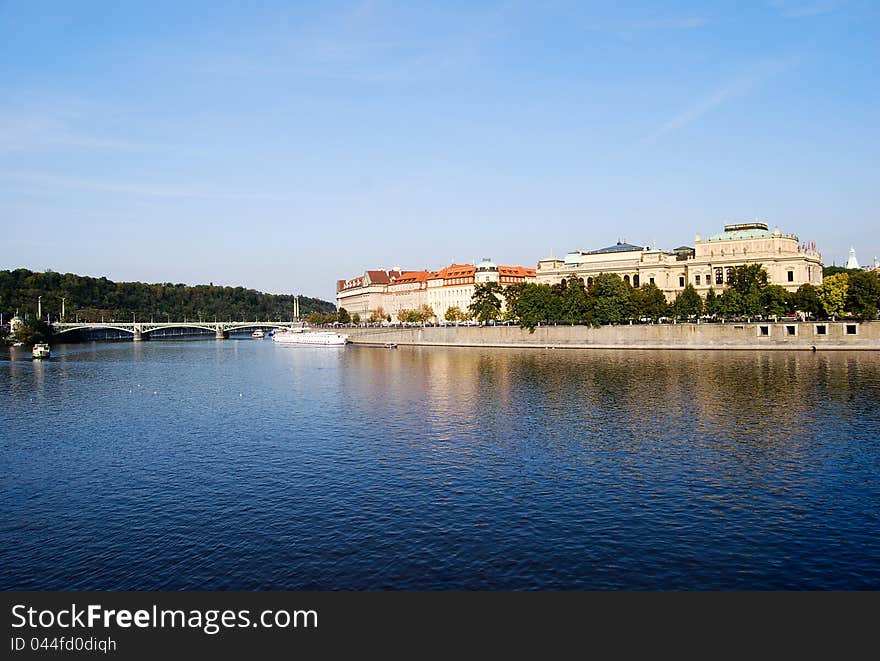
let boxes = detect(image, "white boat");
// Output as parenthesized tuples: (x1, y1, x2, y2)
(272, 329, 349, 346)
(252, 329, 265, 338)
(32, 343, 51, 359)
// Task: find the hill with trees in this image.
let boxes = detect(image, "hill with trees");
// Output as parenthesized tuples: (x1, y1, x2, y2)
(0, 268, 335, 325)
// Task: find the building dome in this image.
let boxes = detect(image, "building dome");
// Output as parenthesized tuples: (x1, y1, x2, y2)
(475, 258, 498, 272)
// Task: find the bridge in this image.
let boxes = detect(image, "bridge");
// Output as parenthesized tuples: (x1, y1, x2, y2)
(51, 321, 304, 341)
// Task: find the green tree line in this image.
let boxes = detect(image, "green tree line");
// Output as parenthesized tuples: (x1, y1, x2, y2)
(472, 264, 880, 332)
(0, 268, 335, 324)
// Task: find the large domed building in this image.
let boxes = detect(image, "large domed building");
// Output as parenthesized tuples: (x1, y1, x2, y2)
(537, 222, 823, 300)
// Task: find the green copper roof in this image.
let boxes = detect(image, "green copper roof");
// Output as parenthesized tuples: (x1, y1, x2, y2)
(705, 228, 773, 241)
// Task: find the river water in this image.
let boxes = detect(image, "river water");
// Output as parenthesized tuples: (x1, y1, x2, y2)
(1, 339, 878, 589)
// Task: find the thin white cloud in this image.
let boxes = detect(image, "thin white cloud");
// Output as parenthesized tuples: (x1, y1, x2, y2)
(0, 112, 154, 154)
(0, 172, 297, 202)
(648, 57, 800, 142)
(616, 16, 710, 31)
(770, 0, 845, 18)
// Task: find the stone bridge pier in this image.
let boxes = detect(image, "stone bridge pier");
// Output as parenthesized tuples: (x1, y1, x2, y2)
(132, 323, 144, 341)
(215, 324, 229, 339)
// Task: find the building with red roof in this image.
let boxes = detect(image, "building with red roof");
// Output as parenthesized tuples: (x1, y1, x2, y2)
(337, 259, 535, 322)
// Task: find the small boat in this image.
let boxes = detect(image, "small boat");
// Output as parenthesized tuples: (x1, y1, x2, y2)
(272, 330, 349, 346)
(252, 329, 265, 339)
(384, 343, 398, 349)
(32, 343, 51, 359)
(12, 341, 24, 347)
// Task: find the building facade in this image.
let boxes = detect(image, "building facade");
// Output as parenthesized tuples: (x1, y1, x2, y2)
(537, 222, 823, 299)
(337, 260, 536, 321)
(335, 269, 401, 320)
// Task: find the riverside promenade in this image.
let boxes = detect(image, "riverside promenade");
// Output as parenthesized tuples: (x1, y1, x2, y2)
(345, 321, 880, 350)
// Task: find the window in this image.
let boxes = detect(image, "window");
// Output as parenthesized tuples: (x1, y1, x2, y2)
(815, 324, 827, 335)
(633, 275, 639, 287)
(679, 276, 685, 287)
(587, 277, 593, 287)
(787, 270, 794, 282)
(649, 277, 655, 285)
(715, 268, 723, 285)
(695, 274, 701, 285)
(725, 267, 733, 283)
(845, 324, 858, 335)
(623, 275, 630, 284)
(785, 325, 797, 336)
(758, 325, 770, 336)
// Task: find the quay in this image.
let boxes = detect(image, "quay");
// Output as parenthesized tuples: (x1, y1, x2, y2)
(344, 321, 880, 351)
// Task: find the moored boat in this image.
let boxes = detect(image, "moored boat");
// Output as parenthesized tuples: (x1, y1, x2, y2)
(272, 330, 348, 346)
(252, 329, 265, 339)
(32, 343, 51, 359)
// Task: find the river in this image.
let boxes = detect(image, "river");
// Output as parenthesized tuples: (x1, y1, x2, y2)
(2, 339, 878, 589)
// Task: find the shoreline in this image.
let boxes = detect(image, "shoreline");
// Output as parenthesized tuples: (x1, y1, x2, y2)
(344, 320, 880, 351)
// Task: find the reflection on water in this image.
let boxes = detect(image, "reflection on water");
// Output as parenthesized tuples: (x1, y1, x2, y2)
(1, 342, 879, 589)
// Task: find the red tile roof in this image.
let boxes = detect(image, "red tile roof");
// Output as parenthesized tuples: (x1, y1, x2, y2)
(366, 269, 400, 284)
(499, 265, 536, 277)
(390, 270, 432, 285)
(433, 264, 476, 280)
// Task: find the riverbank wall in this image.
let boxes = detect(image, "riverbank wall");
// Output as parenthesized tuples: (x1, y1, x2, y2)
(345, 321, 880, 350)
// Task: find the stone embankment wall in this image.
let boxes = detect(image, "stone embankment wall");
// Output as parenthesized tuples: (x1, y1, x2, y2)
(345, 321, 880, 350)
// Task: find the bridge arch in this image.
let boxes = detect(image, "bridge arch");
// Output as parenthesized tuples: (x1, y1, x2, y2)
(140, 324, 217, 335)
(52, 325, 136, 336)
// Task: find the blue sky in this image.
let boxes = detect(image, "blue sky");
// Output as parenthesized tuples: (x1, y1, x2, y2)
(1, 1, 877, 301)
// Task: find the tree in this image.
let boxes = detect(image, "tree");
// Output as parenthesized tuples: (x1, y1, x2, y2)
(368, 307, 387, 324)
(558, 277, 589, 324)
(846, 270, 880, 320)
(728, 264, 769, 297)
(468, 282, 504, 323)
(396, 309, 413, 323)
(418, 304, 435, 324)
(823, 265, 859, 277)
(445, 306, 464, 323)
(336, 307, 351, 324)
(632, 283, 668, 321)
(503, 283, 526, 321)
(718, 288, 743, 319)
(704, 287, 719, 317)
(762, 285, 791, 318)
(588, 273, 633, 325)
(518, 283, 555, 331)
(742, 290, 764, 319)
(792, 283, 823, 319)
(672, 284, 702, 320)
(0, 268, 336, 324)
(820, 273, 849, 319)
(351, 312, 361, 325)
(305, 312, 324, 326)
(13, 318, 51, 344)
